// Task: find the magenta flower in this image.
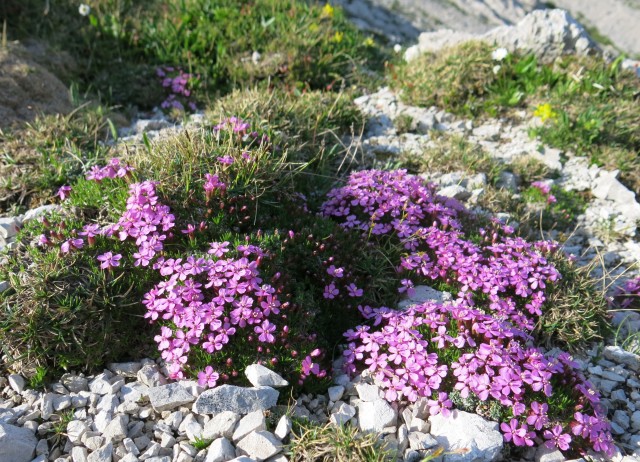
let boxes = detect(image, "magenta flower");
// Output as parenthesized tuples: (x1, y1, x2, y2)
(97, 252, 122, 270)
(254, 320, 276, 343)
(323, 283, 339, 299)
(301, 355, 320, 375)
(197, 366, 219, 388)
(526, 401, 549, 430)
(208, 241, 230, 257)
(501, 419, 535, 447)
(544, 425, 571, 451)
(346, 283, 363, 297)
(217, 156, 234, 165)
(60, 238, 84, 253)
(57, 185, 72, 200)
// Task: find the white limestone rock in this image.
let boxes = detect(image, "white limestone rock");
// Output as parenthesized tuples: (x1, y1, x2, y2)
(87, 441, 113, 462)
(204, 437, 236, 462)
(137, 364, 168, 388)
(327, 385, 345, 403)
(406, 9, 596, 62)
(103, 414, 128, 443)
(203, 411, 241, 441)
(330, 402, 357, 426)
(430, 410, 503, 461)
(274, 415, 292, 441)
(232, 410, 266, 443)
(148, 382, 195, 412)
(235, 431, 282, 461)
(108, 362, 143, 378)
(0, 422, 37, 462)
(398, 285, 452, 310)
(8, 374, 25, 393)
(244, 365, 289, 388)
(67, 420, 89, 444)
(193, 385, 278, 416)
(357, 400, 397, 432)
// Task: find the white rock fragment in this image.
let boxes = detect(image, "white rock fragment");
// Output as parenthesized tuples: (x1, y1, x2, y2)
(357, 400, 397, 432)
(235, 431, 282, 461)
(430, 410, 503, 462)
(244, 365, 289, 388)
(0, 422, 37, 462)
(274, 415, 292, 440)
(194, 385, 278, 415)
(8, 374, 26, 393)
(148, 382, 195, 412)
(232, 410, 266, 443)
(327, 385, 344, 402)
(204, 437, 236, 462)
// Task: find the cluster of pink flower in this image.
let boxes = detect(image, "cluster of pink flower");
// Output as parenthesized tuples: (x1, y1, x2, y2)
(321, 169, 465, 247)
(344, 301, 613, 454)
(531, 181, 557, 204)
(323, 169, 614, 456)
(157, 66, 198, 112)
(612, 275, 640, 310)
(213, 116, 251, 133)
(213, 117, 270, 147)
(86, 158, 135, 182)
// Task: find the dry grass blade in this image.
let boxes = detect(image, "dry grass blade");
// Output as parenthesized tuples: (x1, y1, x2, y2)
(287, 420, 393, 462)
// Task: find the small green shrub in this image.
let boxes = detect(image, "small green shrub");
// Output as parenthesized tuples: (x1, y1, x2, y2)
(287, 419, 394, 462)
(0, 101, 117, 215)
(392, 42, 497, 114)
(2, 0, 387, 108)
(0, 206, 157, 376)
(537, 255, 612, 350)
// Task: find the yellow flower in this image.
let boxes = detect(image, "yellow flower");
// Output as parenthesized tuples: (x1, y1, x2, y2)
(322, 3, 335, 18)
(332, 31, 343, 43)
(533, 103, 557, 122)
(363, 37, 375, 47)
(309, 23, 319, 33)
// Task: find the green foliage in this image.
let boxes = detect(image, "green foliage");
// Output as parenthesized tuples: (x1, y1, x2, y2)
(206, 87, 365, 190)
(2, 0, 387, 108)
(392, 42, 497, 115)
(287, 419, 395, 461)
(537, 255, 612, 351)
(398, 133, 504, 184)
(191, 436, 213, 450)
(0, 200, 157, 376)
(392, 42, 640, 193)
(521, 184, 589, 231)
(0, 102, 117, 214)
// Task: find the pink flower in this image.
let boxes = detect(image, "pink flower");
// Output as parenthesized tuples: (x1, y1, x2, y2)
(346, 283, 363, 297)
(301, 355, 320, 375)
(97, 252, 122, 270)
(500, 419, 535, 447)
(60, 238, 84, 253)
(208, 241, 230, 257)
(217, 156, 234, 165)
(197, 366, 219, 388)
(323, 283, 339, 299)
(544, 425, 571, 451)
(254, 320, 276, 343)
(57, 185, 72, 200)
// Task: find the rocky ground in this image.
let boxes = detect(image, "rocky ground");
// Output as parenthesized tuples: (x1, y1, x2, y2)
(1, 6, 640, 462)
(334, 0, 640, 57)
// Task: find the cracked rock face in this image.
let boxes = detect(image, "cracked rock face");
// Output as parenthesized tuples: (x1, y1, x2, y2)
(405, 9, 596, 61)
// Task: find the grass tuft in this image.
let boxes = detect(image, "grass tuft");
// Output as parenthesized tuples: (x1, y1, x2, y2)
(287, 419, 394, 462)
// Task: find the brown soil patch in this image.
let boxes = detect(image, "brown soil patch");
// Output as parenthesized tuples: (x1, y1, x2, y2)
(0, 41, 73, 128)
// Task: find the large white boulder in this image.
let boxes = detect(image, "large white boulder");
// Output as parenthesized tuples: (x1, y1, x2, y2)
(430, 410, 503, 461)
(406, 9, 596, 62)
(0, 423, 37, 462)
